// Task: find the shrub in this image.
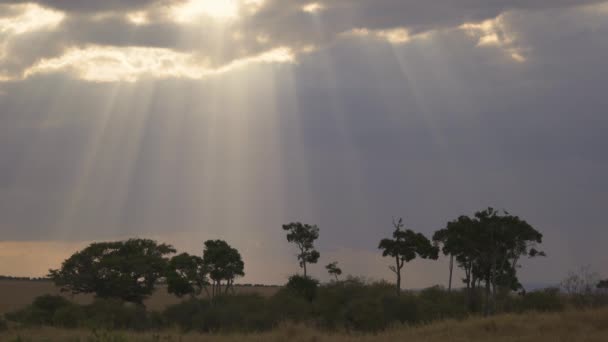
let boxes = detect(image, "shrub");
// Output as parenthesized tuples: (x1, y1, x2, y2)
(83, 299, 157, 331)
(314, 277, 418, 332)
(500, 288, 564, 313)
(417, 286, 468, 321)
(52, 304, 86, 328)
(284, 275, 319, 302)
(0, 317, 7, 331)
(5, 295, 71, 326)
(164, 294, 277, 332)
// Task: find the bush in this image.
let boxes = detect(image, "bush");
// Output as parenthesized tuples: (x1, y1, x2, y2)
(500, 288, 564, 313)
(164, 294, 277, 332)
(0, 317, 7, 331)
(284, 275, 319, 302)
(5, 295, 72, 326)
(314, 277, 418, 332)
(417, 286, 468, 321)
(52, 304, 86, 328)
(83, 299, 158, 331)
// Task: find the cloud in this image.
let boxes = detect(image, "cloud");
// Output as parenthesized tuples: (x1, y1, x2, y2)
(0, 0, 606, 82)
(22, 45, 294, 82)
(0, 0, 164, 13)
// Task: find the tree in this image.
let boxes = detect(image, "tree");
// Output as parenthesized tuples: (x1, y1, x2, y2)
(434, 208, 545, 315)
(48, 239, 175, 304)
(166, 253, 209, 298)
(282, 222, 320, 277)
(378, 218, 439, 295)
(325, 261, 342, 281)
(202, 240, 244, 298)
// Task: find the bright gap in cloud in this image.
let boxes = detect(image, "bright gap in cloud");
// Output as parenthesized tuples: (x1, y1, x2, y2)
(461, 16, 525, 62)
(0, 3, 64, 34)
(171, 0, 239, 22)
(23, 45, 295, 82)
(345, 27, 412, 44)
(126, 11, 149, 25)
(302, 2, 324, 14)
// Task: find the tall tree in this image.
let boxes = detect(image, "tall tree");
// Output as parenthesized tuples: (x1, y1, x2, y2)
(48, 239, 175, 304)
(282, 222, 320, 277)
(202, 240, 244, 298)
(325, 261, 342, 281)
(434, 208, 545, 315)
(433, 216, 477, 293)
(166, 253, 209, 298)
(378, 218, 439, 295)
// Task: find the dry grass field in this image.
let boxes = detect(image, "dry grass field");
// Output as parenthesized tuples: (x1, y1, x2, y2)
(1, 308, 607, 341)
(0, 280, 279, 315)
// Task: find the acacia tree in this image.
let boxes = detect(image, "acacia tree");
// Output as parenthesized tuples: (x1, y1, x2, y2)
(433, 215, 477, 293)
(434, 208, 545, 315)
(325, 261, 342, 281)
(48, 239, 175, 304)
(282, 222, 320, 277)
(378, 218, 438, 295)
(475, 208, 545, 315)
(202, 240, 244, 298)
(166, 253, 209, 298)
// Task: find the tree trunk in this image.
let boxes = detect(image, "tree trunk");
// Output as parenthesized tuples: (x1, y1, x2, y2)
(395, 256, 402, 296)
(484, 278, 491, 317)
(303, 262, 307, 277)
(448, 254, 454, 292)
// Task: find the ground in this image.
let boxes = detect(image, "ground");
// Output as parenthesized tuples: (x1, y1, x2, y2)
(0, 280, 279, 315)
(1, 308, 607, 341)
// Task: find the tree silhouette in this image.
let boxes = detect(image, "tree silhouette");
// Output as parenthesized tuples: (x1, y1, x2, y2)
(433, 215, 477, 293)
(282, 222, 320, 277)
(48, 239, 175, 304)
(202, 240, 244, 297)
(325, 261, 342, 281)
(434, 208, 545, 315)
(378, 218, 438, 295)
(166, 253, 209, 298)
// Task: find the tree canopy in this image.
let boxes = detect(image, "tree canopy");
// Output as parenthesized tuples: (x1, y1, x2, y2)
(433, 208, 545, 314)
(202, 240, 245, 297)
(282, 222, 320, 277)
(166, 253, 209, 298)
(48, 239, 175, 304)
(378, 218, 438, 295)
(325, 262, 342, 281)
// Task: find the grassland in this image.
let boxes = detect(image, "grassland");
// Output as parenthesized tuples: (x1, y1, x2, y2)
(0, 280, 279, 315)
(1, 308, 606, 341)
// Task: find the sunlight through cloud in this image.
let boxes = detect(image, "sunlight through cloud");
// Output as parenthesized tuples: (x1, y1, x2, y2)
(126, 11, 150, 26)
(23, 45, 295, 82)
(302, 2, 324, 14)
(0, 3, 64, 34)
(461, 16, 526, 62)
(344, 27, 412, 44)
(171, 0, 240, 22)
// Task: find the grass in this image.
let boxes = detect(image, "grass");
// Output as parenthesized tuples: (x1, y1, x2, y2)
(1, 308, 607, 341)
(0, 280, 279, 315)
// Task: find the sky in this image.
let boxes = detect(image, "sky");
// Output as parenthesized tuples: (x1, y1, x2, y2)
(0, 0, 607, 288)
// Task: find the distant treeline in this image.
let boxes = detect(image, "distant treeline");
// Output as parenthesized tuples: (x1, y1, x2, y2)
(0, 276, 49, 282)
(2, 207, 607, 333)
